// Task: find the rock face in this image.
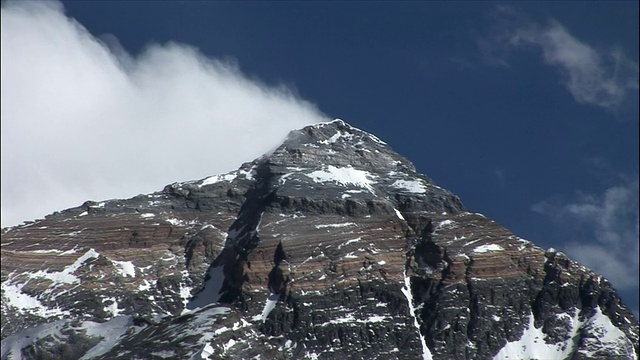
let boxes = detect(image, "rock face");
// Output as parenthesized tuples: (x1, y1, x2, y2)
(1, 120, 638, 360)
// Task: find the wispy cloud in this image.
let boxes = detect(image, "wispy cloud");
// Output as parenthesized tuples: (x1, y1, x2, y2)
(0, 1, 329, 227)
(494, 168, 507, 187)
(532, 177, 639, 290)
(482, 8, 639, 114)
(510, 21, 638, 113)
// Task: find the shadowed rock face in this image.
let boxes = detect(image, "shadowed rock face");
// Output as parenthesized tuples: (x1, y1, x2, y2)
(1, 120, 638, 359)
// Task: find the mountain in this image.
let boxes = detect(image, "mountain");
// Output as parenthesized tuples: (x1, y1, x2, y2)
(1, 119, 638, 360)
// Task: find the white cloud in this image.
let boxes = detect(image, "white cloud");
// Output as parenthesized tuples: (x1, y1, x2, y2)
(532, 178, 639, 290)
(483, 8, 639, 113)
(510, 21, 639, 112)
(0, 1, 329, 227)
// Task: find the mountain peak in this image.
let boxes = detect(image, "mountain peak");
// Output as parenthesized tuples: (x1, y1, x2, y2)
(1, 120, 638, 359)
(182, 118, 463, 216)
(270, 118, 414, 172)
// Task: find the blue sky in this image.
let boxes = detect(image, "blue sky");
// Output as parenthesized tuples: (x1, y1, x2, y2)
(2, 2, 638, 315)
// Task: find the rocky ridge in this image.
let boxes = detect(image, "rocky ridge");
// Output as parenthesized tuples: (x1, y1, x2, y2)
(1, 119, 638, 359)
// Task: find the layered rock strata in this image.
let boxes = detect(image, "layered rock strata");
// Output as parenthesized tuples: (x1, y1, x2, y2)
(2, 120, 638, 359)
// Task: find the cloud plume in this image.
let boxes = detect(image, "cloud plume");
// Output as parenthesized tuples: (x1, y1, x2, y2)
(1, 1, 329, 227)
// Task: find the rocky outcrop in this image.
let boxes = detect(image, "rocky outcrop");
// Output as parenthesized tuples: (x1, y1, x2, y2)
(2, 120, 637, 359)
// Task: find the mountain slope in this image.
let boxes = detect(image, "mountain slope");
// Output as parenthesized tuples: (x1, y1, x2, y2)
(1, 120, 638, 359)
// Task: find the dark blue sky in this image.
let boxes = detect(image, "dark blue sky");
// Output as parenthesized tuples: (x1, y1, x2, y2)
(22, 1, 640, 314)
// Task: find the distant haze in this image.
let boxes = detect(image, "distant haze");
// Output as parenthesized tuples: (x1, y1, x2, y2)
(1, 1, 328, 227)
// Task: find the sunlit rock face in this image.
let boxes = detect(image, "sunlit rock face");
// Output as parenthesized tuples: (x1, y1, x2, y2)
(2, 120, 638, 359)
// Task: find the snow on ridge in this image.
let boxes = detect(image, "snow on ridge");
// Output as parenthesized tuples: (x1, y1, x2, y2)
(199, 167, 256, 187)
(200, 172, 237, 187)
(580, 307, 637, 359)
(25, 248, 100, 285)
(494, 307, 636, 360)
(307, 165, 376, 194)
(367, 133, 387, 145)
(310, 118, 387, 145)
(312, 118, 348, 128)
(493, 311, 578, 360)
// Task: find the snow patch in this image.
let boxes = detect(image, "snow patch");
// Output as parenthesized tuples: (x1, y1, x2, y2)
(307, 166, 376, 194)
(391, 180, 427, 193)
(338, 237, 362, 249)
(315, 222, 357, 229)
(394, 208, 406, 221)
(30, 249, 64, 254)
(1, 320, 65, 359)
(166, 218, 184, 226)
(112, 260, 136, 277)
(255, 293, 279, 323)
(138, 279, 152, 291)
(197, 342, 215, 359)
(1, 317, 134, 360)
(473, 244, 505, 253)
(365, 315, 388, 323)
(318, 132, 341, 145)
(179, 270, 194, 307)
(104, 297, 122, 316)
(436, 219, 456, 229)
(59, 247, 80, 255)
(1, 283, 70, 318)
(79, 317, 135, 359)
